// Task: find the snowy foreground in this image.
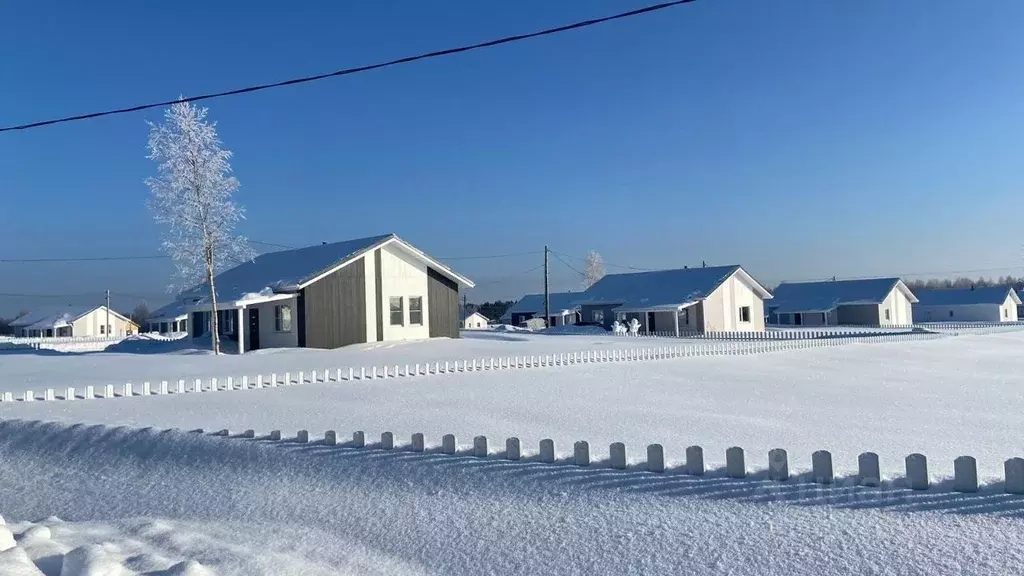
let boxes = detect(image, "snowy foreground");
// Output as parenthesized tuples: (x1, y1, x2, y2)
(3, 332, 1024, 573)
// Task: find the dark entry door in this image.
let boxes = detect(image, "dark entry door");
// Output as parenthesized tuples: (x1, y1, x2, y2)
(647, 312, 656, 333)
(247, 308, 260, 351)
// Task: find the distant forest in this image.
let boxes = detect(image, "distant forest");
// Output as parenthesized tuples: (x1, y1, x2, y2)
(902, 275, 1024, 291)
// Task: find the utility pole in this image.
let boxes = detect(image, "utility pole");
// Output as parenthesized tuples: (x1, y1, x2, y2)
(463, 293, 468, 317)
(544, 246, 550, 328)
(105, 289, 111, 337)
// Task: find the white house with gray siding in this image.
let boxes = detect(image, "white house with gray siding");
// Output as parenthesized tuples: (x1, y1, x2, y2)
(768, 277, 917, 326)
(501, 292, 581, 327)
(181, 234, 474, 353)
(913, 286, 1020, 323)
(574, 265, 773, 335)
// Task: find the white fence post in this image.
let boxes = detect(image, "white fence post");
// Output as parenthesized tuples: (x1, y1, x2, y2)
(44, 388, 55, 401)
(160, 381, 169, 395)
(686, 445, 705, 476)
(574, 441, 590, 467)
(442, 434, 457, 454)
(768, 448, 789, 481)
(906, 453, 929, 490)
(540, 438, 555, 463)
(211, 378, 218, 392)
(85, 385, 94, 399)
(269, 430, 282, 441)
(812, 450, 834, 484)
(324, 430, 337, 446)
(104, 384, 114, 399)
(23, 390, 33, 402)
(382, 431, 395, 450)
(242, 429, 255, 439)
(609, 442, 627, 470)
(726, 446, 746, 478)
(473, 435, 488, 457)
(297, 430, 309, 443)
(647, 444, 665, 473)
(1005, 458, 1024, 494)
(953, 456, 978, 493)
(858, 452, 880, 487)
(270, 373, 278, 387)
(506, 437, 521, 460)
(353, 431, 365, 448)
(411, 432, 425, 452)
(142, 382, 151, 396)
(123, 383, 133, 398)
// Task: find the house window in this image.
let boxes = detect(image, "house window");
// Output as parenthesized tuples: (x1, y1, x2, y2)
(739, 306, 751, 323)
(275, 304, 293, 332)
(1004, 308, 1009, 319)
(949, 310, 954, 318)
(593, 309, 605, 323)
(679, 308, 690, 325)
(884, 309, 891, 321)
(390, 297, 404, 326)
(409, 297, 423, 325)
(100, 324, 105, 334)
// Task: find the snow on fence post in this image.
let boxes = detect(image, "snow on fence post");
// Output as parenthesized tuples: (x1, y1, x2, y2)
(241, 376, 248, 389)
(1, 392, 11, 403)
(44, 389, 54, 401)
(609, 442, 627, 470)
(540, 439, 556, 463)
(726, 447, 746, 478)
(242, 429, 255, 439)
(142, 382, 151, 396)
(574, 441, 590, 467)
(473, 436, 488, 457)
(403, 364, 409, 377)
(348, 368, 354, 381)
(298, 371, 305, 384)
(647, 444, 665, 473)
(812, 450, 834, 484)
(442, 434, 457, 455)
(122, 383, 133, 398)
(411, 433, 425, 452)
(324, 430, 337, 446)
(444, 362, 450, 374)
(336, 368, 343, 382)
(160, 381, 169, 395)
(104, 385, 114, 399)
(858, 452, 881, 487)
(353, 431, 365, 448)
(270, 373, 278, 387)
(686, 446, 705, 476)
(85, 385, 94, 399)
(506, 437, 521, 460)
(1004, 458, 1024, 494)
(227, 377, 235, 391)
(953, 456, 978, 493)
(297, 430, 309, 443)
(269, 430, 282, 441)
(768, 448, 789, 481)
(382, 432, 395, 450)
(905, 453, 929, 490)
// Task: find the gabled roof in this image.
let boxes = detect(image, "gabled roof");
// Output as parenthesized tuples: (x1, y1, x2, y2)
(504, 292, 582, 317)
(914, 286, 1022, 307)
(148, 300, 191, 322)
(461, 311, 491, 322)
(185, 233, 474, 305)
(574, 265, 771, 310)
(9, 305, 131, 330)
(769, 278, 918, 314)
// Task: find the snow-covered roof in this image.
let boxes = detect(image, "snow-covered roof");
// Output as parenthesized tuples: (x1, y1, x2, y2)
(185, 233, 474, 306)
(148, 300, 192, 322)
(461, 311, 490, 322)
(769, 278, 917, 314)
(504, 292, 582, 317)
(8, 305, 132, 330)
(914, 286, 1021, 307)
(574, 265, 770, 310)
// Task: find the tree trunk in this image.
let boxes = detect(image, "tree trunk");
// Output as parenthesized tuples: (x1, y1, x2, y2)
(206, 246, 220, 355)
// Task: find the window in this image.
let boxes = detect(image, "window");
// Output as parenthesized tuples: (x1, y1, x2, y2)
(390, 297, 404, 326)
(593, 309, 605, 323)
(100, 324, 106, 334)
(678, 308, 690, 325)
(409, 297, 423, 325)
(275, 304, 292, 332)
(1005, 308, 1009, 319)
(739, 306, 751, 323)
(884, 309, 891, 321)
(949, 310, 954, 318)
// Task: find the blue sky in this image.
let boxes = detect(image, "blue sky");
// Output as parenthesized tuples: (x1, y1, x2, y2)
(2, 0, 1023, 315)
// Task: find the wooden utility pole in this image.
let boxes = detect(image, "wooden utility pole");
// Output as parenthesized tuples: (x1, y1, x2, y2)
(544, 246, 550, 327)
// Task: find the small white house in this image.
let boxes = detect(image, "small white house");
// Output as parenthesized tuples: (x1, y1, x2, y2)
(502, 292, 581, 327)
(768, 277, 917, 327)
(913, 286, 1021, 323)
(10, 305, 136, 338)
(461, 311, 490, 330)
(146, 300, 191, 334)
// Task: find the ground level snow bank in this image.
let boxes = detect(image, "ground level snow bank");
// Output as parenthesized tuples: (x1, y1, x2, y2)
(0, 420, 1022, 575)
(0, 514, 213, 575)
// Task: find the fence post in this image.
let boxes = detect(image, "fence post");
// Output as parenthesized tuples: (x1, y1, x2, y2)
(160, 381, 168, 395)
(123, 383, 133, 398)
(382, 431, 395, 450)
(104, 384, 114, 398)
(226, 377, 234, 391)
(142, 382, 151, 396)
(44, 388, 54, 401)
(297, 430, 309, 443)
(906, 453, 929, 490)
(574, 441, 590, 467)
(647, 444, 665, 473)
(686, 445, 705, 476)
(953, 456, 978, 493)
(540, 439, 555, 463)
(269, 430, 282, 441)
(506, 437, 521, 460)
(270, 373, 278, 387)
(726, 446, 746, 478)
(324, 430, 337, 446)
(353, 431, 365, 448)
(85, 385, 94, 399)
(609, 442, 627, 470)
(1005, 458, 1024, 494)
(242, 376, 248, 389)
(442, 434, 457, 454)
(23, 390, 34, 402)
(473, 435, 488, 457)
(411, 433, 425, 452)
(812, 450, 834, 484)
(768, 448, 789, 481)
(858, 452, 880, 487)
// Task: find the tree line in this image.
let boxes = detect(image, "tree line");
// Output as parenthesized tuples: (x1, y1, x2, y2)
(903, 275, 1024, 291)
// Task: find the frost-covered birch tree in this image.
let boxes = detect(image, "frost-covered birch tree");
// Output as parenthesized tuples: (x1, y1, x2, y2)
(582, 250, 605, 289)
(145, 100, 254, 354)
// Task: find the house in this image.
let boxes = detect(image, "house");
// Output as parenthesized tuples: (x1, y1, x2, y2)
(575, 265, 773, 335)
(146, 300, 191, 334)
(181, 233, 474, 353)
(912, 286, 1021, 323)
(9, 305, 136, 338)
(501, 292, 581, 327)
(768, 278, 917, 326)
(461, 311, 490, 330)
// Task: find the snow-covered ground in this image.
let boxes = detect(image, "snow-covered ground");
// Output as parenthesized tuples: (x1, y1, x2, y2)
(3, 332, 1023, 480)
(1, 420, 1022, 575)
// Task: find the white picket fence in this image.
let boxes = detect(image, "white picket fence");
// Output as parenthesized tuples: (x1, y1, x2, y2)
(0, 335, 126, 352)
(0, 332, 943, 404)
(624, 329, 916, 340)
(212, 427, 1023, 495)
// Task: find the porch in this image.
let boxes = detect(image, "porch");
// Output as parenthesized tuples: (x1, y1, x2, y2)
(189, 293, 299, 354)
(614, 302, 704, 336)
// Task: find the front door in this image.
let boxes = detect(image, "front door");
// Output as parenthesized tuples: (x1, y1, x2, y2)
(247, 308, 260, 351)
(647, 312, 656, 334)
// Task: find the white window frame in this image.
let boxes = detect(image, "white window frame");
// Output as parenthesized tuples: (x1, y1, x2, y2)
(390, 297, 404, 326)
(275, 304, 293, 332)
(884, 309, 891, 321)
(738, 306, 751, 323)
(100, 324, 106, 334)
(409, 296, 423, 326)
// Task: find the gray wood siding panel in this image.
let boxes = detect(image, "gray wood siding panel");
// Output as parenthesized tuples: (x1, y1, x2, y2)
(304, 257, 367, 348)
(374, 248, 384, 342)
(428, 268, 459, 338)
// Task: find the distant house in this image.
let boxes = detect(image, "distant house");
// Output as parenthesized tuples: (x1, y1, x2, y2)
(575, 265, 773, 335)
(768, 278, 917, 326)
(146, 300, 192, 334)
(913, 286, 1021, 323)
(461, 311, 490, 330)
(180, 233, 474, 353)
(501, 292, 581, 327)
(10, 305, 136, 338)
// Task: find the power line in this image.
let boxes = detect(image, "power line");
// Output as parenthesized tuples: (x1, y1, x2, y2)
(550, 251, 585, 277)
(0, 1, 696, 133)
(440, 251, 543, 261)
(473, 264, 545, 286)
(0, 238, 294, 263)
(549, 249, 655, 272)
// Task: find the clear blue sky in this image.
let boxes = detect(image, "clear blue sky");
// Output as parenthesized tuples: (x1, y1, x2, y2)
(2, 0, 1023, 315)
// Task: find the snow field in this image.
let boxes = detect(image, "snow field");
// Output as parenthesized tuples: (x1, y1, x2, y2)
(2, 420, 1024, 575)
